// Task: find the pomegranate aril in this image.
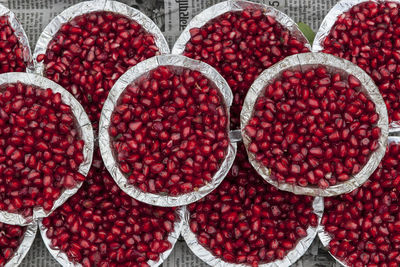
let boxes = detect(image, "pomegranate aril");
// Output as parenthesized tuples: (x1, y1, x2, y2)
(42, 150, 178, 266)
(187, 144, 318, 265)
(321, 1, 400, 124)
(0, 82, 85, 216)
(110, 66, 229, 195)
(0, 223, 26, 264)
(42, 11, 161, 132)
(181, 8, 309, 129)
(0, 15, 27, 73)
(245, 66, 380, 189)
(322, 141, 400, 266)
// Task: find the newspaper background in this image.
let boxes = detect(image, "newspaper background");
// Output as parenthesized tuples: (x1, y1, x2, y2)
(0, 0, 341, 266)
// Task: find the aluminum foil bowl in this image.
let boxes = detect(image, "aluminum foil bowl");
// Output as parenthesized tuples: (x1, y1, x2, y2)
(240, 52, 389, 197)
(313, 0, 375, 54)
(39, 206, 184, 267)
(32, 0, 169, 76)
(182, 196, 324, 267)
(313, 0, 400, 132)
(171, 0, 310, 55)
(4, 221, 37, 267)
(99, 54, 237, 207)
(318, 136, 400, 267)
(0, 72, 94, 225)
(0, 4, 32, 71)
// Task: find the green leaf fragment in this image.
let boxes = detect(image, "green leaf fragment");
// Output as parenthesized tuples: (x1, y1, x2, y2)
(297, 22, 316, 46)
(115, 133, 122, 140)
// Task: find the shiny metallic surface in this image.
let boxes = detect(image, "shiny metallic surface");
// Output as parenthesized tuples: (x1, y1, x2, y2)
(32, 0, 170, 76)
(39, 207, 184, 267)
(0, 73, 93, 225)
(241, 52, 388, 197)
(182, 197, 324, 267)
(99, 54, 237, 207)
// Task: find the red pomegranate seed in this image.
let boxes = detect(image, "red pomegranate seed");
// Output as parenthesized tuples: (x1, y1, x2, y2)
(0, 222, 26, 265)
(321, 1, 400, 124)
(0, 15, 27, 73)
(109, 66, 229, 195)
(187, 143, 318, 265)
(42, 149, 178, 266)
(323, 141, 400, 266)
(244, 67, 380, 188)
(41, 11, 161, 132)
(182, 9, 309, 128)
(0, 83, 85, 216)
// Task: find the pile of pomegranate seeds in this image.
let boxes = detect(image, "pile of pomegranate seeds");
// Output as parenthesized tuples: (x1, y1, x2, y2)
(39, 11, 160, 131)
(323, 141, 400, 266)
(187, 144, 318, 266)
(0, 223, 25, 265)
(0, 16, 26, 73)
(109, 66, 229, 195)
(244, 66, 381, 189)
(42, 151, 178, 267)
(0, 83, 85, 216)
(321, 1, 400, 124)
(183, 9, 309, 128)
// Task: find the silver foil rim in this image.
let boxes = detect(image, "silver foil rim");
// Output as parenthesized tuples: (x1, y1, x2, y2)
(240, 52, 389, 197)
(313, 0, 381, 53)
(0, 4, 32, 71)
(31, 0, 170, 76)
(171, 0, 311, 55)
(0, 73, 94, 225)
(182, 196, 324, 267)
(317, 135, 400, 267)
(99, 54, 237, 207)
(318, 226, 348, 267)
(39, 206, 184, 267)
(313, 0, 400, 131)
(5, 222, 37, 267)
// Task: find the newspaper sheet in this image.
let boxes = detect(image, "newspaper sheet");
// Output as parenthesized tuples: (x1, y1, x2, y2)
(0, 0, 341, 266)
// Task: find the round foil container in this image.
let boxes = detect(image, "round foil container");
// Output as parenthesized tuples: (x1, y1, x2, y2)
(39, 206, 184, 267)
(182, 196, 324, 267)
(0, 72, 94, 225)
(4, 222, 37, 267)
(171, 0, 310, 55)
(0, 4, 32, 71)
(318, 136, 400, 267)
(313, 0, 400, 132)
(32, 0, 170, 76)
(241, 52, 389, 197)
(99, 54, 237, 207)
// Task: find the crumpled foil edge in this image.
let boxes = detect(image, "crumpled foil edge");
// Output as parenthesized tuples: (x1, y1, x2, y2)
(182, 196, 324, 267)
(312, 0, 373, 53)
(39, 206, 184, 267)
(147, 207, 184, 267)
(31, 0, 170, 76)
(0, 73, 94, 226)
(318, 135, 400, 267)
(318, 225, 349, 267)
(99, 54, 237, 207)
(240, 52, 389, 197)
(5, 222, 37, 267)
(0, 4, 32, 70)
(313, 0, 400, 132)
(171, 0, 311, 56)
